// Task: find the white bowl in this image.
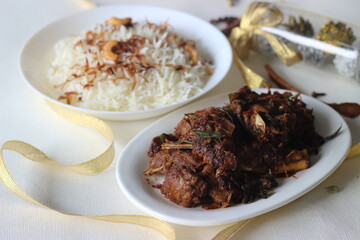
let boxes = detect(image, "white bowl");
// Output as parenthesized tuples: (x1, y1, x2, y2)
(19, 5, 232, 121)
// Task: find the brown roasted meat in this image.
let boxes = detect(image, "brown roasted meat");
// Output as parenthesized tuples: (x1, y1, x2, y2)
(144, 86, 324, 209)
(161, 168, 208, 207)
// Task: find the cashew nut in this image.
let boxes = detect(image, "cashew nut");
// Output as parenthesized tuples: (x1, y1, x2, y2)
(107, 17, 132, 26)
(103, 40, 119, 61)
(184, 44, 199, 65)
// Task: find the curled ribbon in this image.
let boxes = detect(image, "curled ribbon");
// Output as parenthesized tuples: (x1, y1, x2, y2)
(229, 1, 302, 89)
(0, 101, 175, 240)
(1, 1, 359, 238)
(0, 99, 359, 240)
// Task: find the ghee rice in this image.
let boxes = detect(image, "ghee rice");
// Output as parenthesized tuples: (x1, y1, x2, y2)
(47, 18, 213, 111)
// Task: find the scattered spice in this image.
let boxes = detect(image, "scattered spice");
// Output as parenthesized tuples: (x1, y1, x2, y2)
(311, 92, 326, 98)
(325, 185, 341, 193)
(283, 15, 314, 37)
(264, 64, 301, 92)
(210, 17, 241, 37)
(317, 21, 356, 46)
(327, 102, 360, 118)
(264, 64, 360, 118)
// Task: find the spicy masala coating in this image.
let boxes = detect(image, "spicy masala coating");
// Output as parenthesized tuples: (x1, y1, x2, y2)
(144, 86, 324, 209)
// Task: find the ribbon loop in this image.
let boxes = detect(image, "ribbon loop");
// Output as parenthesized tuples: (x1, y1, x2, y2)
(230, 1, 302, 88)
(0, 101, 175, 239)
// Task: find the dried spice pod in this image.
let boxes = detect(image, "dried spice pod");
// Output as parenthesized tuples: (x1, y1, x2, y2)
(317, 21, 356, 46)
(264, 64, 360, 118)
(264, 64, 301, 92)
(327, 102, 360, 118)
(311, 92, 326, 98)
(233, 2, 360, 81)
(281, 15, 323, 67)
(210, 17, 241, 37)
(283, 15, 314, 37)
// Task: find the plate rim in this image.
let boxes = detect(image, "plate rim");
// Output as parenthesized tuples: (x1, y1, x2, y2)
(116, 88, 352, 226)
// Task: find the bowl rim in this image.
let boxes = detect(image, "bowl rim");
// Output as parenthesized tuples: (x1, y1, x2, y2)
(19, 4, 233, 118)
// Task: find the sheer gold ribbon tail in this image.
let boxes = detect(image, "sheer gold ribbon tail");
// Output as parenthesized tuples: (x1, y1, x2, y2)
(346, 143, 360, 160)
(212, 219, 251, 240)
(229, 1, 302, 88)
(0, 102, 358, 240)
(0, 101, 175, 240)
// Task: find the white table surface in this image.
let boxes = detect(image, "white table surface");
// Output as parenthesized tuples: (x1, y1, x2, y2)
(1, 0, 360, 239)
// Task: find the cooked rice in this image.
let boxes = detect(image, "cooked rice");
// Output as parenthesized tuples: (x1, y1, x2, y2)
(47, 19, 213, 111)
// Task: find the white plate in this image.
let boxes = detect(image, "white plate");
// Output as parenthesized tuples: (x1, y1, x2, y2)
(19, 5, 232, 121)
(116, 88, 351, 226)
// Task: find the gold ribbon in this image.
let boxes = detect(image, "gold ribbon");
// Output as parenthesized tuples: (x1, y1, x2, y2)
(0, 101, 175, 240)
(229, 1, 302, 88)
(212, 220, 251, 240)
(0, 101, 359, 240)
(347, 142, 360, 159)
(1, 1, 356, 239)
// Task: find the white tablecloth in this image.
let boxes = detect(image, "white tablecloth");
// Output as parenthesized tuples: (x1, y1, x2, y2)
(1, 0, 359, 239)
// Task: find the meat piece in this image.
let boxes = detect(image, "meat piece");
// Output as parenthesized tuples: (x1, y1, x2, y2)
(209, 185, 233, 208)
(145, 150, 173, 175)
(173, 118, 192, 138)
(193, 138, 237, 171)
(174, 107, 235, 141)
(172, 150, 203, 171)
(237, 141, 282, 173)
(208, 173, 239, 208)
(145, 149, 203, 175)
(161, 168, 209, 207)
